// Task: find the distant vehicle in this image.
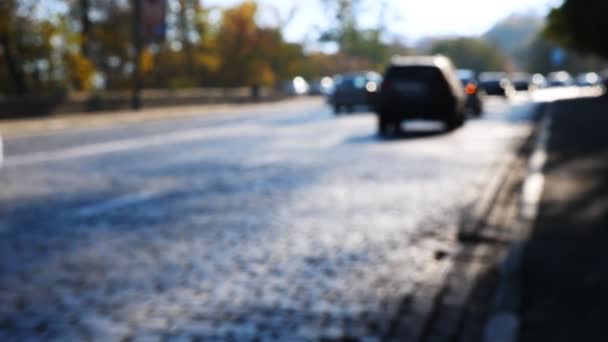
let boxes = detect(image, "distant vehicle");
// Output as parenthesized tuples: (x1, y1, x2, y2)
(531, 73, 547, 89)
(457, 69, 483, 117)
(546, 71, 574, 87)
(575, 72, 600, 87)
(308, 77, 334, 95)
(510, 73, 533, 91)
(283, 76, 310, 96)
(478, 72, 514, 96)
(329, 72, 382, 114)
(376, 55, 466, 135)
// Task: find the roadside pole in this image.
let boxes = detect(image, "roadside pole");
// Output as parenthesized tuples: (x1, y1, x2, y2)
(132, 0, 143, 110)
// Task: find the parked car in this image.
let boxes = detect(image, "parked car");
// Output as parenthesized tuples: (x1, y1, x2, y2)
(329, 72, 382, 114)
(283, 76, 310, 96)
(575, 72, 600, 87)
(479, 72, 514, 96)
(510, 73, 533, 91)
(531, 73, 547, 89)
(376, 55, 466, 135)
(308, 76, 334, 95)
(457, 69, 483, 117)
(546, 71, 574, 87)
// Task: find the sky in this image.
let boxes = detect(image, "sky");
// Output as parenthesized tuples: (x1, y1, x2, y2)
(207, 0, 563, 45)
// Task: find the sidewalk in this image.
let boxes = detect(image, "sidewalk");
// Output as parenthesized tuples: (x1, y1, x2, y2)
(519, 95, 608, 341)
(0, 97, 321, 139)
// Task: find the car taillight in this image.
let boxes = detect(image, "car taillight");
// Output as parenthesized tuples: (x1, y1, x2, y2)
(465, 83, 477, 95)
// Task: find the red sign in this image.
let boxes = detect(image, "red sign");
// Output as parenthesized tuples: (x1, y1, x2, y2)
(141, 0, 166, 42)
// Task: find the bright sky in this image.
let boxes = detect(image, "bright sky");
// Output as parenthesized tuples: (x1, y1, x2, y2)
(207, 0, 563, 44)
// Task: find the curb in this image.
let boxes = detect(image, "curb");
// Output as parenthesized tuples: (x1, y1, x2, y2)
(482, 108, 553, 342)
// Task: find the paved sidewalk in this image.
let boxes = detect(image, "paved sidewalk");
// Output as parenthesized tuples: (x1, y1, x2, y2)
(0, 97, 322, 138)
(519, 95, 608, 341)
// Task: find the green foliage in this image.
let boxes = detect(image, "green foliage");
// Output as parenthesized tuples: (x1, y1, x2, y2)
(429, 38, 507, 72)
(319, 0, 390, 70)
(523, 35, 607, 74)
(545, 0, 608, 59)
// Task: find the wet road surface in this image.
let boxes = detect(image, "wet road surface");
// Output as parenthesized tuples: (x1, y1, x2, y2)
(0, 96, 539, 340)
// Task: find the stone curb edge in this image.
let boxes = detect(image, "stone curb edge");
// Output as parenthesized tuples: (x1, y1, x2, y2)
(482, 106, 553, 342)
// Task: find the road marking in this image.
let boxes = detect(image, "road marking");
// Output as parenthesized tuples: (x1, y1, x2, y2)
(521, 114, 551, 220)
(76, 190, 167, 218)
(4, 125, 257, 167)
(483, 109, 553, 342)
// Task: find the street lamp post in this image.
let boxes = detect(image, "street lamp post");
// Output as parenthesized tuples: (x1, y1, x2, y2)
(132, 0, 143, 110)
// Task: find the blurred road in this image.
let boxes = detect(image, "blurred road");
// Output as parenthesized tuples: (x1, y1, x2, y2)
(0, 91, 583, 340)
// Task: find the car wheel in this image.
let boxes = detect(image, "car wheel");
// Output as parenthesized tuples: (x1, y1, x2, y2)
(378, 116, 390, 136)
(445, 112, 465, 131)
(333, 104, 342, 115)
(474, 106, 483, 118)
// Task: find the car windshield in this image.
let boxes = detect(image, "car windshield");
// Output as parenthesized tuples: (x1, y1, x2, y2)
(336, 75, 367, 89)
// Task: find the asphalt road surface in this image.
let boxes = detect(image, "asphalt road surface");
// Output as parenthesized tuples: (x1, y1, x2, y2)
(0, 94, 550, 341)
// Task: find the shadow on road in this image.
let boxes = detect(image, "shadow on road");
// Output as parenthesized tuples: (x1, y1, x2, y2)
(345, 126, 447, 145)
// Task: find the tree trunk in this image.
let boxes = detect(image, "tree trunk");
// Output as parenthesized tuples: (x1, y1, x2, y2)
(0, 33, 28, 94)
(80, 0, 91, 57)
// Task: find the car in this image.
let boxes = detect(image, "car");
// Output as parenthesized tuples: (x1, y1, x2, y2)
(575, 72, 600, 87)
(283, 76, 310, 96)
(546, 71, 574, 87)
(329, 72, 382, 114)
(531, 73, 547, 89)
(457, 69, 483, 117)
(510, 73, 533, 91)
(479, 72, 514, 96)
(308, 76, 334, 96)
(376, 55, 466, 135)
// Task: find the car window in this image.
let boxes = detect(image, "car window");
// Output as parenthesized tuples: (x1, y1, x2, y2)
(385, 66, 443, 82)
(353, 76, 366, 88)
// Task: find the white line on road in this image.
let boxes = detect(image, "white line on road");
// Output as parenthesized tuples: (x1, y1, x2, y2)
(76, 190, 167, 218)
(483, 109, 553, 342)
(521, 114, 552, 220)
(4, 125, 257, 167)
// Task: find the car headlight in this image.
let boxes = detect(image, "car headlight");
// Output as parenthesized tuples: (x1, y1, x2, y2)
(366, 82, 378, 92)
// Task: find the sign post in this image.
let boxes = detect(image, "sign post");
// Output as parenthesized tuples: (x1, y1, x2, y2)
(132, 0, 166, 110)
(131, 0, 143, 110)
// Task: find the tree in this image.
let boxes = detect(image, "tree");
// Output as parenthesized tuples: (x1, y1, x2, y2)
(545, 0, 608, 59)
(213, 1, 298, 87)
(319, 0, 390, 68)
(0, 0, 29, 93)
(429, 38, 508, 71)
(524, 34, 607, 75)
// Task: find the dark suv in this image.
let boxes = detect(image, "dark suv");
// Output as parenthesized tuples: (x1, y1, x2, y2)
(376, 56, 466, 135)
(329, 72, 382, 114)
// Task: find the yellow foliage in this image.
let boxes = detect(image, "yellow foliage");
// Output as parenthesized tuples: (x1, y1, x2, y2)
(64, 52, 95, 91)
(140, 48, 154, 73)
(254, 62, 276, 87)
(197, 53, 221, 72)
